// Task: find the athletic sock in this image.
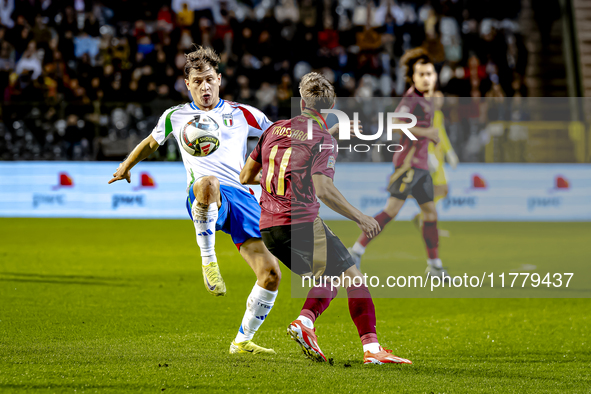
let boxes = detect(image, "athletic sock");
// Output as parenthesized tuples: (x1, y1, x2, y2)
(355, 210, 393, 248)
(299, 283, 339, 326)
(202, 255, 216, 265)
(193, 202, 218, 266)
(297, 315, 314, 329)
(423, 220, 439, 259)
(362, 341, 381, 354)
(428, 258, 443, 269)
(351, 242, 366, 256)
(347, 284, 378, 349)
(235, 283, 277, 343)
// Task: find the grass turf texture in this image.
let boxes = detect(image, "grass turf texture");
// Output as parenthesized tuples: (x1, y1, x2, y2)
(0, 218, 589, 393)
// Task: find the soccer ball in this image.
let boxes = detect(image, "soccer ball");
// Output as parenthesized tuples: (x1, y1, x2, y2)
(180, 114, 221, 157)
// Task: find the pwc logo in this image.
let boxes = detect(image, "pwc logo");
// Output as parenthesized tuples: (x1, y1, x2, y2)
(34, 172, 73, 208)
(463, 174, 487, 193)
(133, 172, 156, 191)
(51, 172, 74, 190)
(527, 175, 569, 211)
(554, 175, 569, 190)
(472, 174, 487, 189)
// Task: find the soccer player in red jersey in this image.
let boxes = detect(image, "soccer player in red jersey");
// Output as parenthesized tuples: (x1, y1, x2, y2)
(348, 48, 450, 281)
(240, 72, 412, 365)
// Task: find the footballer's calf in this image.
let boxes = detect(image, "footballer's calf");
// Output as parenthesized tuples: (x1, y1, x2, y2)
(193, 174, 281, 292)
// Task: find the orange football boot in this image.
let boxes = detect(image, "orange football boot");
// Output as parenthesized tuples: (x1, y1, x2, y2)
(363, 347, 412, 365)
(287, 320, 326, 362)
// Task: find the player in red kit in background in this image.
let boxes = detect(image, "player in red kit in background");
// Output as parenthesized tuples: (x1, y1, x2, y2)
(349, 48, 451, 281)
(240, 72, 412, 365)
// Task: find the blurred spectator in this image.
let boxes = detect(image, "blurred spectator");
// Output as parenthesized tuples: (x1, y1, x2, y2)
(275, 0, 299, 24)
(171, 0, 215, 23)
(157, 5, 174, 32)
(0, 0, 15, 28)
(177, 3, 194, 28)
(0, 41, 15, 90)
(15, 40, 41, 79)
(74, 32, 100, 60)
(32, 14, 52, 50)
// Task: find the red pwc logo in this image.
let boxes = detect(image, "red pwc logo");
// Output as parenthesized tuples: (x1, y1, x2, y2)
(52, 172, 74, 190)
(140, 172, 155, 187)
(555, 175, 569, 189)
(133, 172, 156, 190)
(472, 174, 487, 189)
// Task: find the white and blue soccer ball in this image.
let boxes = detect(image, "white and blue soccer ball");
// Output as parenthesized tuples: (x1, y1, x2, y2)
(180, 114, 221, 157)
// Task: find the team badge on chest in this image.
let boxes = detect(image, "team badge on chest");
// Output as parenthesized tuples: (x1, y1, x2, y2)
(223, 113, 233, 127)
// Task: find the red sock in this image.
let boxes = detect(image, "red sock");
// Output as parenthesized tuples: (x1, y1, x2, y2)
(423, 220, 439, 259)
(346, 284, 377, 342)
(356, 211, 393, 247)
(300, 283, 339, 323)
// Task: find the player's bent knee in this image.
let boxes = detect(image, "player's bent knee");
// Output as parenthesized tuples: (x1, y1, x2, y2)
(194, 176, 220, 205)
(195, 175, 219, 191)
(420, 201, 437, 219)
(434, 184, 448, 199)
(383, 204, 399, 218)
(241, 238, 281, 290)
(423, 210, 437, 222)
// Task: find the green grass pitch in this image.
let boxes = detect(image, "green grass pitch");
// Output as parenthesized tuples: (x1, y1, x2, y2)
(1, 218, 590, 393)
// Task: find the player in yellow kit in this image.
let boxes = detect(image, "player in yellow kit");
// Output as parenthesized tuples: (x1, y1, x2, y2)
(413, 91, 458, 235)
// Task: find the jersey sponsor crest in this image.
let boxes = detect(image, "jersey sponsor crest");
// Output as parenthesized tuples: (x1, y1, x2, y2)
(223, 113, 233, 127)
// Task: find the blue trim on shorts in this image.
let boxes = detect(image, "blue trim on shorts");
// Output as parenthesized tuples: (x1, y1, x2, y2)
(186, 184, 261, 246)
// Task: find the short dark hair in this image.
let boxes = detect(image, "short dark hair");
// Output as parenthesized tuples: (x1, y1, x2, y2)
(184, 45, 221, 79)
(400, 47, 433, 84)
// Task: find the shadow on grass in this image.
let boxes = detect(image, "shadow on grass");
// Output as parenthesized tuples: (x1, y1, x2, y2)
(0, 272, 129, 287)
(0, 383, 211, 390)
(1, 272, 121, 280)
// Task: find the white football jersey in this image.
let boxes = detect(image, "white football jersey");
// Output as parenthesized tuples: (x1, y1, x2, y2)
(151, 99, 272, 191)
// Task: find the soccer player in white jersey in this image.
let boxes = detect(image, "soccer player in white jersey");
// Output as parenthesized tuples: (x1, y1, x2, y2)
(108, 46, 281, 355)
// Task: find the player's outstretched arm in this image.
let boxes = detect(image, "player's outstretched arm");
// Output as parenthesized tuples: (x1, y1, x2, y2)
(240, 157, 262, 185)
(108, 135, 160, 184)
(312, 174, 380, 238)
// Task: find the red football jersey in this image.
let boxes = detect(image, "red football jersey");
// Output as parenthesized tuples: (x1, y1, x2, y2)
(392, 87, 434, 171)
(250, 114, 337, 228)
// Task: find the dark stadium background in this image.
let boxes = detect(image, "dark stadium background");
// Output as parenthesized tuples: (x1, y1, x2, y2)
(1, 0, 582, 164)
